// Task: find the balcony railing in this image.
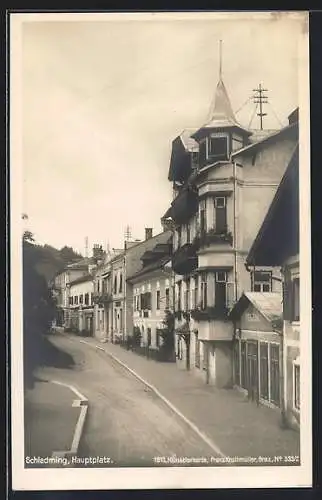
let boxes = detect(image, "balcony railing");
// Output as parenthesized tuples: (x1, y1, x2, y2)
(190, 306, 229, 321)
(93, 292, 112, 305)
(193, 228, 233, 250)
(172, 242, 198, 275)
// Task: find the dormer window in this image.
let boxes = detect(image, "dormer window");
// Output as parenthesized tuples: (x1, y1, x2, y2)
(208, 135, 229, 161)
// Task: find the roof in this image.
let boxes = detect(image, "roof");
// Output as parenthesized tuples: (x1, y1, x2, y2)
(231, 121, 298, 158)
(67, 257, 92, 269)
(192, 78, 252, 139)
(246, 144, 299, 266)
(127, 255, 171, 282)
(179, 129, 199, 151)
(229, 292, 283, 327)
(68, 274, 94, 286)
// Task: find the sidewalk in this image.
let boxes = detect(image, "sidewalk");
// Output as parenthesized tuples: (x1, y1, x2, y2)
(79, 335, 300, 459)
(24, 378, 81, 462)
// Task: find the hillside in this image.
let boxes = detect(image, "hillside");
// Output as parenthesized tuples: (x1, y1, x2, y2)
(25, 242, 83, 283)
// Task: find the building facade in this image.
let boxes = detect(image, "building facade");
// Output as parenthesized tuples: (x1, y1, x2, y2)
(246, 144, 300, 430)
(127, 236, 174, 358)
(229, 292, 283, 410)
(162, 73, 298, 388)
(66, 274, 95, 334)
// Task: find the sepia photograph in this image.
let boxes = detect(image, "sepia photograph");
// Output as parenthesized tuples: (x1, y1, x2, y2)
(10, 10, 311, 490)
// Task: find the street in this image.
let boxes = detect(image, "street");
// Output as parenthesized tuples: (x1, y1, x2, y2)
(33, 333, 219, 467)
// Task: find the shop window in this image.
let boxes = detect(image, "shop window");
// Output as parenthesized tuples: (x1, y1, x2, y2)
(233, 340, 240, 386)
(252, 271, 272, 292)
(240, 341, 247, 390)
(260, 343, 269, 400)
(270, 344, 280, 406)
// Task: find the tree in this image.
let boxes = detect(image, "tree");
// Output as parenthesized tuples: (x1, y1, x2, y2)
(23, 232, 56, 390)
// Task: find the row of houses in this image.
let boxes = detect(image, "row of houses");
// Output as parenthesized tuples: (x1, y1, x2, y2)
(52, 70, 300, 431)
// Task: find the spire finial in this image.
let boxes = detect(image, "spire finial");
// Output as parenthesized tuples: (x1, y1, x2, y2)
(219, 39, 223, 79)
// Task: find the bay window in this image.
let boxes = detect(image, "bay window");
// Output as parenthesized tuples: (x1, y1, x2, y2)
(201, 273, 207, 310)
(214, 196, 227, 233)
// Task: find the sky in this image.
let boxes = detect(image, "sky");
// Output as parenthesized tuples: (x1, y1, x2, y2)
(19, 12, 306, 255)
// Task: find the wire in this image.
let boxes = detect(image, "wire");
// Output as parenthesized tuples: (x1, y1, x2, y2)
(234, 96, 251, 115)
(268, 101, 284, 127)
(248, 103, 258, 129)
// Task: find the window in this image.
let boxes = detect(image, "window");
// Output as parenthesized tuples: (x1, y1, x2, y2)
(194, 276, 199, 310)
(119, 274, 123, 293)
(195, 333, 200, 368)
(156, 290, 161, 310)
(113, 276, 117, 294)
(200, 200, 206, 233)
(201, 273, 207, 310)
(294, 363, 300, 410)
(119, 309, 123, 331)
(84, 293, 89, 305)
(79, 294, 83, 305)
(97, 280, 100, 293)
(147, 328, 152, 347)
(214, 197, 227, 233)
(141, 292, 152, 311)
(260, 343, 269, 400)
(186, 222, 191, 244)
(69, 297, 73, 306)
(292, 278, 300, 322)
(208, 136, 228, 160)
(74, 296, 78, 305)
(90, 293, 93, 305)
(177, 281, 182, 311)
(165, 288, 170, 309)
(184, 278, 190, 311)
(214, 271, 227, 309)
(252, 271, 272, 292)
(199, 139, 207, 166)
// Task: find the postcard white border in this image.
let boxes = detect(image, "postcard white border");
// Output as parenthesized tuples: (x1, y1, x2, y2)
(10, 11, 312, 490)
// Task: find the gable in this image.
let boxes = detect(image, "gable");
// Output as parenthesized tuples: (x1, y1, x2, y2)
(240, 303, 273, 332)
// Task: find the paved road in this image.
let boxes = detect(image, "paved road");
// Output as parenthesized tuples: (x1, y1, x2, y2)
(40, 334, 219, 467)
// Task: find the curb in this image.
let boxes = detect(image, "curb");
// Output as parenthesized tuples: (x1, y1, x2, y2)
(77, 336, 226, 458)
(50, 380, 88, 460)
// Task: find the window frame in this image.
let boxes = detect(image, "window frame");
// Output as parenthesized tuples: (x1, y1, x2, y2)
(208, 135, 229, 161)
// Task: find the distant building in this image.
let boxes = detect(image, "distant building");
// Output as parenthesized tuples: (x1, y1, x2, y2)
(53, 244, 105, 332)
(162, 66, 298, 388)
(246, 144, 300, 430)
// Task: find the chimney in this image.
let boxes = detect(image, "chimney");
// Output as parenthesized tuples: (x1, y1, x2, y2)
(93, 244, 104, 259)
(145, 228, 153, 240)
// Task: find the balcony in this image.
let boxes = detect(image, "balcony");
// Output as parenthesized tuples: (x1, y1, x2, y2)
(193, 229, 233, 250)
(190, 306, 229, 321)
(170, 187, 198, 225)
(93, 292, 112, 306)
(172, 242, 198, 275)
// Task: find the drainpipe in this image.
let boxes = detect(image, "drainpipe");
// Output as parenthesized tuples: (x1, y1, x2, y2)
(232, 161, 238, 302)
(280, 266, 287, 427)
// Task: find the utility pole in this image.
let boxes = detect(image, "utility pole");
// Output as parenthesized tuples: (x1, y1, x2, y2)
(252, 83, 268, 130)
(124, 225, 132, 242)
